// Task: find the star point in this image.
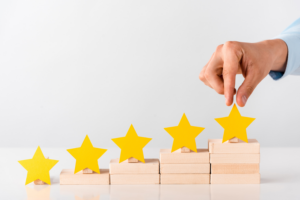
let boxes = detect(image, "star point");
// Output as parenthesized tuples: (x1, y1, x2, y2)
(67, 135, 107, 174)
(18, 146, 58, 185)
(164, 113, 205, 152)
(112, 124, 152, 163)
(215, 104, 255, 143)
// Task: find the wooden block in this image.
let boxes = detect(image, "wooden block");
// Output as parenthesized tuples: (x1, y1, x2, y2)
(211, 174, 260, 184)
(181, 147, 191, 153)
(228, 137, 239, 143)
(127, 157, 138, 163)
(161, 174, 210, 184)
(110, 174, 160, 185)
(82, 168, 93, 174)
(211, 163, 259, 174)
(210, 154, 260, 163)
(160, 149, 209, 164)
(110, 158, 159, 174)
(208, 139, 260, 154)
(160, 164, 210, 174)
(60, 169, 110, 185)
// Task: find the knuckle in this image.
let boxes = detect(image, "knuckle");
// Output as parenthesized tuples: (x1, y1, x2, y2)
(245, 85, 255, 93)
(215, 44, 224, 53)
(199, 71, 206, 81)
(216, 88, 224, 95)
(222, 68, 232, 77)
(224, 41, 238, 49)
(204, 70, 210, 79)
(199, 73, 204, 81)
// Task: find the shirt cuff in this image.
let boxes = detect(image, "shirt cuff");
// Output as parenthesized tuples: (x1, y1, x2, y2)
(269, 34, 300, 80)
(269, 71, 284, 80)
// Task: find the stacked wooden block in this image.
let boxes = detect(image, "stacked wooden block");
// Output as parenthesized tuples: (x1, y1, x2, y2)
(160, 147, 210, 184)
(209, 139, 260, 184)
(110, 158, 160, 184)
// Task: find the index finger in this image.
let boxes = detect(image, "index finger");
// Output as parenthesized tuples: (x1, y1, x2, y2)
(222, 42, 243, 106)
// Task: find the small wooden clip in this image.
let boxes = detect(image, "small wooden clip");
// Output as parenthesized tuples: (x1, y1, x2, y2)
(83, 168, 93, 174)
(181, 146, 191, 153)
(228, 137, 239, 143)
(127, 157, 139, 163)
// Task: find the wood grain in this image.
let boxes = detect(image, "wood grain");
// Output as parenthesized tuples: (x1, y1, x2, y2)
(211, 174, 260, 184)
(208, 139, 260, 154)
(161, 174, 210, 184)
(160, 149, 209, 164)
(110, 174, 160, 185)
(160, 164, 210, 174)
(211, 163, 259, 174)
(60, 169, 109, 185)
(210, 154, 260, 163)
(110, 158, 159, 174)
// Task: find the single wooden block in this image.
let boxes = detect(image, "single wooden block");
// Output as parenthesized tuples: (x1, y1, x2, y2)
(211, 163, 259, 174)
(110, 158, 159, 174)
(127, 157, 138, 163)
(160, 149, 209, 164)
(210, 154, 260, 163)
(110, 174, 160, 185)
(161, 174, 210, 184)
(210, 174, 260, 184)
(228, 137, 239, 143)
(208, 139, 260, 154)
(82, 168, 93, 174)
(160, 164, 210, 174)
(181, 147, 191, 153)
(60, 169, 110, 185)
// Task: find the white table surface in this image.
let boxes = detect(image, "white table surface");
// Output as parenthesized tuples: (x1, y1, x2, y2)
(1, 147, 300, 200)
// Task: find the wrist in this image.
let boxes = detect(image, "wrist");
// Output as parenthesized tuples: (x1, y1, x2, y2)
(264, 39, 288, 72)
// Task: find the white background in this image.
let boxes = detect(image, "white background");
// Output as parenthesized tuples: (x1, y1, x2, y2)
(1, 0, 300, 148)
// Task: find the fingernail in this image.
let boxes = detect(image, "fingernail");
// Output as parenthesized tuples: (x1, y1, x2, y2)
(242, 95, 247, 105)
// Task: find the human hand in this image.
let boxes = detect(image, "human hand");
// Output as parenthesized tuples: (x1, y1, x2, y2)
(199, 39, 288, 107)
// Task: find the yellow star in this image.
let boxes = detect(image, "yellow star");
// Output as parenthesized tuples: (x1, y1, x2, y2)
(215, 104, 255, 143)
(67, 135, 107, 174)
(18, 146, 58, 185)
(164, 113, 205, 152)
(112, 124, 152, 163)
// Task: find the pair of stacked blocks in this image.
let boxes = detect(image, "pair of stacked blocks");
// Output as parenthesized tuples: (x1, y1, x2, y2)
(160, 148, 210, 184)
(209, 139, 260, 184)
(60, 139, 260, 184)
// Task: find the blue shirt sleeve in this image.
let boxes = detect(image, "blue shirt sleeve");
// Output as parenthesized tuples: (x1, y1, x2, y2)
(270, 18, 300, 80)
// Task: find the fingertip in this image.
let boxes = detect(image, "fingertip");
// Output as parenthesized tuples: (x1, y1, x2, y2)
(236, 95, 246, 107)
(225, 95, 233, 106)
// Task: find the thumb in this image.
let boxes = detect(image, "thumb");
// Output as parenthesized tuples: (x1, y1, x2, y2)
(236, 71, 261, 107)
